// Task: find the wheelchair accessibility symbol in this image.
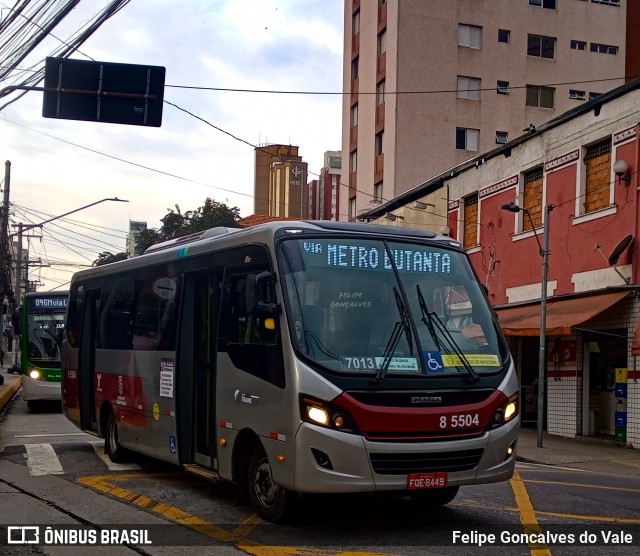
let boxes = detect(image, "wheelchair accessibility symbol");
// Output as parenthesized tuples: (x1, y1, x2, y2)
(424, 352, 444, 374)
(169, 435, 177, 454)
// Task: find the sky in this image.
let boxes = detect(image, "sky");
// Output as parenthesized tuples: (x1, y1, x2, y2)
(0, 0, 344, 292)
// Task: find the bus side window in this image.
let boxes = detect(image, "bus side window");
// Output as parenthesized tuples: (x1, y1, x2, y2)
(223, 273, 285, 388)
(98, 281, 134, 350)
(227, 277, 276, 347)
(132, 275, 180, 351)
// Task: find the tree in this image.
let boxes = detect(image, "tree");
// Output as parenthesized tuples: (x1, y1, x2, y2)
(93, 251, 127, 266)
(135, 198, 240, 254)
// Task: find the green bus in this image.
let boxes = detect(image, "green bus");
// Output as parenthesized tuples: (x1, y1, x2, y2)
(15, 291, 68, 409)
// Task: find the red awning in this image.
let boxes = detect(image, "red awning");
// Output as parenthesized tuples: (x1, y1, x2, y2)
(495, 291, 628, 336)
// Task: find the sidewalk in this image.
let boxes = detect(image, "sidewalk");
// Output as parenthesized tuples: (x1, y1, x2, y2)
(516, 426, 640, 474)
(0, 365, 22, 413)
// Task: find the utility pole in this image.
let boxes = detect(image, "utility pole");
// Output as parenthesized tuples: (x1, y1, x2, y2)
(1, 161, 9, 345)
(2, 161, 9, 249)
(15, 223, 22, 307)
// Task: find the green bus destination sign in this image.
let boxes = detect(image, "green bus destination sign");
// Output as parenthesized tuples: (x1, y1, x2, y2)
(28, 297, 68, 310)
(302, 241, 452, 274)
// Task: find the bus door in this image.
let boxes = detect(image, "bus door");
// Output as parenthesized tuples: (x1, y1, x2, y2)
(79, 289, 100, 432)
(177, 271, 220, 469)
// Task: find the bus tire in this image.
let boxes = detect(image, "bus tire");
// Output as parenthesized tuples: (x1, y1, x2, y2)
(248, 444, 298, 522)
(105, 411, 130, 463)
(409, 485, 459, 507)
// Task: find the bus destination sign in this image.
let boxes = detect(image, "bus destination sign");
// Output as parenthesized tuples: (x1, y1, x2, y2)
(28, 297, 68, 310)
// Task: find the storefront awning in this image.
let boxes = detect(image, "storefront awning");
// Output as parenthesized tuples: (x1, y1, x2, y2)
(494, 291, 628, 336)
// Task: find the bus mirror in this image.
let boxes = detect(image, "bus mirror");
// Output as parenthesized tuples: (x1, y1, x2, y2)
(246, 271, 280, 316)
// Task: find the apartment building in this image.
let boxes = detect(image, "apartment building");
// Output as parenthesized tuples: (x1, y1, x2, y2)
(126, 220, 147, 258)
(341, 0, 640, 221)
(311, 151, 342, 220)
(254, 144, 308, 218)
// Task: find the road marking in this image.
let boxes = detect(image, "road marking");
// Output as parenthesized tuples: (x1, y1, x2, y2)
(15, 433, 88, 438)
(534, 510, 640, 524)
(78, 474, 394, 556)
(25, 443, 64, 476)
(517, 462, 589, 472)
(87, 440, 140, 471)
(522, 478, 640, 494)
(509, 471, 551, 556)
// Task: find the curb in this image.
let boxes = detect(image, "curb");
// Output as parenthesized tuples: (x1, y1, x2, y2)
(0, 376, 22, 412)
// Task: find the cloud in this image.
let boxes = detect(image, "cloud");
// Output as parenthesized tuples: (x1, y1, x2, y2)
(1, 0, 344, 290)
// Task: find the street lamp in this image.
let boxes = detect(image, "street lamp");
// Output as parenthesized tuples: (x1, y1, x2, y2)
(501, 202, 554, 448)
(11, 197, 128, 304)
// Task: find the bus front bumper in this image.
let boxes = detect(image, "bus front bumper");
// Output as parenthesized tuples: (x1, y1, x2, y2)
(291, 419, 518, 494)
(22, 375, 61, 401)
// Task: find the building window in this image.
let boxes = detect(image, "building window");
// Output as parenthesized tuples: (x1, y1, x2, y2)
(458, 24, 481, 49)
(526, 85, 555, 108)
(589, 92, 602, 100)
(529, 0, 556, 8)
(527, 34, 556, 59)
(350, 104, 358, 127)
(456, 128, 479, 151)
(375, 131, 384, 156)
(457, 76, 481, 101)
(583, 139, 611, 214)
(376, 79, 385, 105)
(498, 29, 510, 43)
(463, 194, 478, 249)
(569, 89, 586, 100)
(497, 80, 510, 94)
(349, 150, 357, 173)
(377, 29, 387, 56)
(522, 167, 543, 230)
(351, 56, 359, 80)
(496, 131, 509, 144)
(571, 40, 586, 50)
(352, 10, 360, 35)
(591, 0, 620, 5)
(374, 182, 383, 202)
(349, 197, 356, 220)
(590, 43, 618, 55)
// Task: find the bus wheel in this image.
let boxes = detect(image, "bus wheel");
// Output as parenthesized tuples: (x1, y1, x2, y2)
(248, 445, 298, 522)
(409, 485, 459, 507)
(105, 411, 130, 463)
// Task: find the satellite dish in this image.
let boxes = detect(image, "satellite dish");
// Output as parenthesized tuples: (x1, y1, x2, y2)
(608, 235, 633, 266)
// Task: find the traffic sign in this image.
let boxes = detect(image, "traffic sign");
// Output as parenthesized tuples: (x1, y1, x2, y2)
(42, 57, 165, 127)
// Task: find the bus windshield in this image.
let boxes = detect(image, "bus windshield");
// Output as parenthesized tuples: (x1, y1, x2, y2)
(27, 310, 65, 367)
(280, 237, 509, 378)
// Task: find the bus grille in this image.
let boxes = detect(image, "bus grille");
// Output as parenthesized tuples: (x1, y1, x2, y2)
(369, 448, 484, 475)
(364, 429, 483, 442)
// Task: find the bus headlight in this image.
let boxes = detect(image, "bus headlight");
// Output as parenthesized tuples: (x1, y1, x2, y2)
(300, 396, 359, 434)
(491, 393, 519, 428)
(307, 405, 329, 426)
(29, 369, 41, 380)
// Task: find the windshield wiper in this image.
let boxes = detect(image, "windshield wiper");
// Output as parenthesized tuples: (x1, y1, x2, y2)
(416, 285, 444, 352)
(373, 287, 413, 383)
(416, 285, 479, 383)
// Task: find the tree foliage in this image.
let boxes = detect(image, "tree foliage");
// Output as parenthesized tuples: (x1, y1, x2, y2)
(121, 198, 241, 257)
(93, 251, 128, 266)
